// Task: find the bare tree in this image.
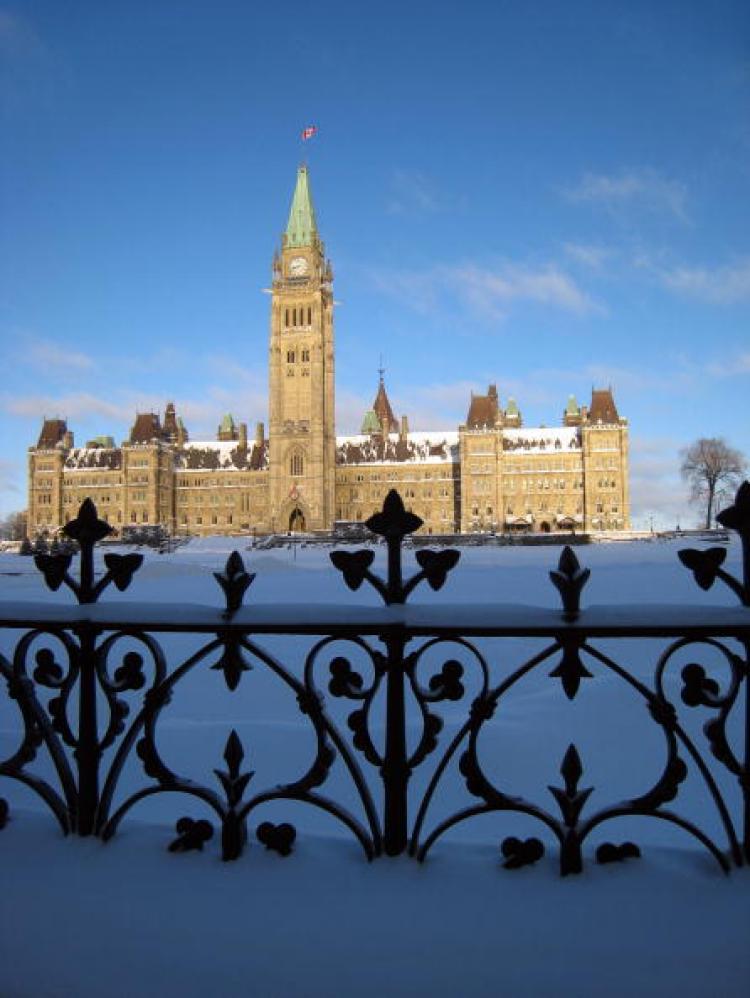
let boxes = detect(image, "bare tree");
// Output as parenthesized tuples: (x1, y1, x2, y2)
(680, 438, 746, 529)
(0, 510, 28, 541)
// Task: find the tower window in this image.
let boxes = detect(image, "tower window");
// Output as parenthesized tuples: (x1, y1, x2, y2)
(290, 451, 304, 477)
(307, 307, 312, 325)
(301, 348, 310, 362)
(285, 309, 289, 327)
(287, 350, 295, 363)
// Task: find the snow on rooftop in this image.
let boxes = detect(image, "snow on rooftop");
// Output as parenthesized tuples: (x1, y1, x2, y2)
(336, 431, 458, 465)
(64, 447, 122, 469)
(503, 426, 581, 450)
(175, 440, 267, 472)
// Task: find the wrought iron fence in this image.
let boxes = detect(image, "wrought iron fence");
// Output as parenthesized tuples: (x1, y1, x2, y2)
(1, 486, 749, 876)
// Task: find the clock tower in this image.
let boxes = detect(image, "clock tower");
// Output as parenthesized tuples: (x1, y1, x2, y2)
(268, 165, 336, 532)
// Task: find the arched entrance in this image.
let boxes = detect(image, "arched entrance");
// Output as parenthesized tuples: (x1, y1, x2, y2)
(539, 521, 551, 533)
(289, 507, 306, 533)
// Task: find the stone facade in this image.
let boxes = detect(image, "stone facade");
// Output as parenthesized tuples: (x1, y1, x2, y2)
(27, 166, 630, 538)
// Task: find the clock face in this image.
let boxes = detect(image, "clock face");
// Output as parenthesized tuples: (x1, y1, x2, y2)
(289, 256, 309, 277)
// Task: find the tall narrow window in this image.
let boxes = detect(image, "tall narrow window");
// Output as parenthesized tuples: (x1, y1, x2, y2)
(307, 307, 312, 325)
(285, 308, 289, 326)
(290, 451, 303, 477)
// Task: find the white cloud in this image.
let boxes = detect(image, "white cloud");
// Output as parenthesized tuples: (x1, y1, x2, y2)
(369, 260, 601, 323)
(24, 339, 95, 372)
(563, 243, 612, 270)
(565, 169, 689, 221)
(656, 259, 750, 304)
(1, 392, 131, 422)
(455, 263, 600, 319)
(627, 436, 693, 529)
(706, 351, 750, 377)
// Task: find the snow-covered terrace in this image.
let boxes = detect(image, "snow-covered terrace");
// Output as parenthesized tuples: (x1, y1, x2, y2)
(1, 537, 749, 996)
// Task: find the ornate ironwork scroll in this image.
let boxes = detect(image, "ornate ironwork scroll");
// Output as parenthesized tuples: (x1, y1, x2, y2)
(0, 485, 748, 877)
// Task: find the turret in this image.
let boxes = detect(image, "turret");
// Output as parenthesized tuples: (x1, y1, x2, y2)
(504, 397, 521, 427)
(217, 413, 238, 441)
(361, 409, 382, 437)
(372, 373, 399, 435)
(586, 387, 621, 425)
(163, 402, 178, 441)
(466, 385, 500, 429)
(563, 394, 581, 427)
(37, 418, 69, 449)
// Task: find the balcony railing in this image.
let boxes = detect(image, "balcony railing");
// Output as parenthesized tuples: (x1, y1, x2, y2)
(1, 486, 749, 876)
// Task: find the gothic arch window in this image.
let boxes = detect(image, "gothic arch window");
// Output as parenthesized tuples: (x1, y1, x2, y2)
(285, 308, 289, 327)
(307, 307, 312, 325)
(287, 350, 295, 363)
(290, 449, 304, 477)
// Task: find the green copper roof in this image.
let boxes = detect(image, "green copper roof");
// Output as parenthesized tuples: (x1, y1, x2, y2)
(505, 397, 519, 415)
(361, 409, 382, 435)
(285, 165, 318, 247)
(220, 414, 236, 431)
(566, 394, 580, 414)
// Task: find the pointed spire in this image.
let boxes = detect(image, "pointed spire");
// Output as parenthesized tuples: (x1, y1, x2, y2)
(285, 164, 318, 248)
(372, 370, 399, 435)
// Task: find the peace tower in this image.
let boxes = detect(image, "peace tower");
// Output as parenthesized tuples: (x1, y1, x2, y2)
(268, 166, 336, 532)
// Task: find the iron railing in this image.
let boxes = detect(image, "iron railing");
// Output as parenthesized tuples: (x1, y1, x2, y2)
(1, 486, 749, 875)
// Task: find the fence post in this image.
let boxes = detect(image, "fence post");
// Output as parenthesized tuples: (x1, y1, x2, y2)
(382, 628, 409, 856)
(75, 624, 99, 835)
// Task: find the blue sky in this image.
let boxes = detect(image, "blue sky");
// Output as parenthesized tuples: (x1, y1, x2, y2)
(1, 0, 749, 527)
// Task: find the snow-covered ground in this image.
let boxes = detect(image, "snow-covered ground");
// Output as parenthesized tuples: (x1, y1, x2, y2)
(1, 536, 749, 997)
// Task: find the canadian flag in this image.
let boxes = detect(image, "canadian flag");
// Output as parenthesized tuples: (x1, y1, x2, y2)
(301, 125, 317, 141)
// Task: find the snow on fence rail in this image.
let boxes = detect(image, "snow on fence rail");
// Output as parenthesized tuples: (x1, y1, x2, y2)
(1, 487, 749, 876)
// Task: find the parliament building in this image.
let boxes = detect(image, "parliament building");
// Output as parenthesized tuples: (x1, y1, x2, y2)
(27, 166, 630, 538)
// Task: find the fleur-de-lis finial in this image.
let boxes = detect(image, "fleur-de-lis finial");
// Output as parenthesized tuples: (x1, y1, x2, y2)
(35, 498, 142, 604)
(549, 546, 590, 619)
(680, 481, 750, 605)
(330, 490, 460, 604)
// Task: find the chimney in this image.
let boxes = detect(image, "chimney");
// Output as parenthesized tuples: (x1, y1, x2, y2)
(400, 415, 409, 442)
(63, 430, 74, 449)
(255, 421, 265, 447)
(239, 422, 248, 448)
